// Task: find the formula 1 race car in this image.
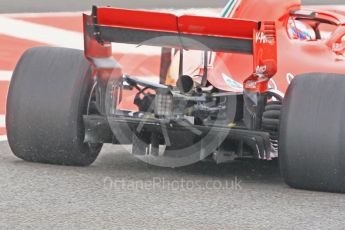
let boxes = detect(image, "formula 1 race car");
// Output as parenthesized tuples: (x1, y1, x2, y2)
(6, 0, 345, 193)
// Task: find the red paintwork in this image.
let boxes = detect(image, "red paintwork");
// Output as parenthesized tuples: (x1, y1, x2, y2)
(178, 15, 257, 39)
(97, 8, 178, 33)
(246, 21, 277, 92)
(84, 7, 277, 93)
(85, 1, 345, 96)
(208, 0, 345, 94)
(83, 14, 122, 83)
(96, 8, 259, 40)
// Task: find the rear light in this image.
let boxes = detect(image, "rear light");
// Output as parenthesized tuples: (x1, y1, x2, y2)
(154, 88, 173, 118)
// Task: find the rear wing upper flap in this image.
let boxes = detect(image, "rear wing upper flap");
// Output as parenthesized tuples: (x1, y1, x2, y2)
(85, 7, 260, 54)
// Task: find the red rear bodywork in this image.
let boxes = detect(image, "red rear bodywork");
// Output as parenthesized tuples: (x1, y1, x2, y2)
(207, 0, 345, 95)
(83, 5, 278, 94)
(83, 0, 345, 97)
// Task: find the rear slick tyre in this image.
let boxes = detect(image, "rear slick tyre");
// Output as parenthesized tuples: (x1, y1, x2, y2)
(279, 73, 345, 193)
(6, 47, 102, 166)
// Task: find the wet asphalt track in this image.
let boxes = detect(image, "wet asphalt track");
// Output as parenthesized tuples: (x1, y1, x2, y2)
(1, 142, 345, 229)
(1, 0, 345, 229)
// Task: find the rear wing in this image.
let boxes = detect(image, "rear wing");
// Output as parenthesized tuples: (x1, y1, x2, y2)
(83, 6, 277, 93)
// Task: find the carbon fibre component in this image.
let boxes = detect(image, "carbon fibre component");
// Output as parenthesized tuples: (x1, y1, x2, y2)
(83, 115, 273, 160)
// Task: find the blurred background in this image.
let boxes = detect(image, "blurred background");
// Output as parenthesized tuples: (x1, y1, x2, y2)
(0, 0, 342, 13)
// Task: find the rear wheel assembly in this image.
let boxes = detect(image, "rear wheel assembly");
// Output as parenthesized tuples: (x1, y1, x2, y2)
(6, 47, 102, 166)
(279, 73, 345, 193)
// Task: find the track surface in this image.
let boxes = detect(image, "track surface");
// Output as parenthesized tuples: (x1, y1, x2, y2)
(1, 1, 345, 229)
(1, 143, 345, 229)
